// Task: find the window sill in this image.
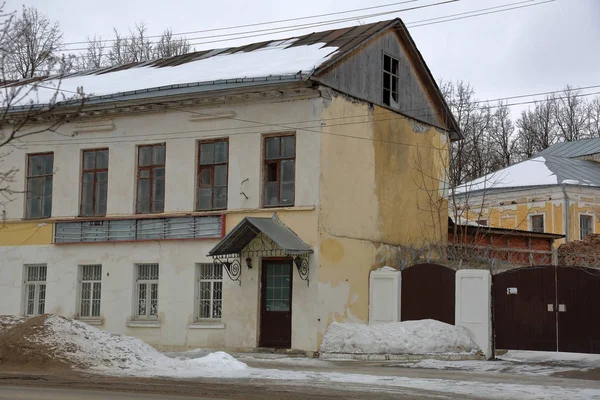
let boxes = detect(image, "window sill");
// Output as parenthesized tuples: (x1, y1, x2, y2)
(127, 320, 161, 328)
(77, 318, 103, 326)
(189, 321, 225, 329)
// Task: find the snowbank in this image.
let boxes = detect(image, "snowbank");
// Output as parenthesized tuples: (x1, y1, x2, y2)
(320, 319, 479, 354)
(0, 315, 247, 376)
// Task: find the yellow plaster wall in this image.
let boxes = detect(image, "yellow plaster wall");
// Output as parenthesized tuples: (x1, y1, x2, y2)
(315, 94, 450, 343)
(0, 221, 53, 246)
(461, 193, 600, 247)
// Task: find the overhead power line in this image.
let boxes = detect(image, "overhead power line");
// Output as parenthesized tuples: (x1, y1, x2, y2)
(60, 0, 423, 46)
(19, 86, 600, 148)
(58, 0, 459, 52)
(51, 0, 555, 65)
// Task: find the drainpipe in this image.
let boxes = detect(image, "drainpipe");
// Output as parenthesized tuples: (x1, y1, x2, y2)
(561, 183, 570, 243)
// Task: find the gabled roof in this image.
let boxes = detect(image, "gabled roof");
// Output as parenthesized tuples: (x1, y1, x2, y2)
(4, 19, 459, 134)
(536, 137, 600, 158)
(208, 214, 312, 257)
(455, 155, 600, 194)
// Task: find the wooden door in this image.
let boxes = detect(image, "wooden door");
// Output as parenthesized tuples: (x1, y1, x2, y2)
(260, 259, 293, 348)
(557, 267, 600, 353)
(401, 263, 456, 325)
(493, 266, 557, 351)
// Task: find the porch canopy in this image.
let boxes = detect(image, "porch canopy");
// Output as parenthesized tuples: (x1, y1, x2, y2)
(207, 214, 313, 282)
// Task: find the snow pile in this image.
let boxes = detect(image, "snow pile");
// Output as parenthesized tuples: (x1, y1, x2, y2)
(320, 319, 479, 354)
(0, 315, 25, 333)
(0, 315, 247, 376)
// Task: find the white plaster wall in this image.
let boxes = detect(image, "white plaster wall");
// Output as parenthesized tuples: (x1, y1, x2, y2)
(455, 269, 492, 359)
(0, 240, 320, 351)
(1, 98, 322, 220)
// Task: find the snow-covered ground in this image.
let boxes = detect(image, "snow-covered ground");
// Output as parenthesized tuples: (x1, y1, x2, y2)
(320, 319, 479, 355)
(500, 350, 600, 369)
(390, 359, 577, 376)
(3, 315, 600, 400)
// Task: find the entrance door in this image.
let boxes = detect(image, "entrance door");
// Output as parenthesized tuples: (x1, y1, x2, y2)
(260, 259, 293, 348)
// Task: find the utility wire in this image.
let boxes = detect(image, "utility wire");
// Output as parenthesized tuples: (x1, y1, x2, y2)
(60, 0, 424, 46)
(19, 89, 600, 149)
(40, 0, 554, 72)
(58, 0, 458, 52)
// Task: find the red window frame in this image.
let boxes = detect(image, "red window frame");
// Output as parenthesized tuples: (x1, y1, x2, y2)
(80, 149, 109, 216)
(262, 133, 295, 208)
(25, 152, 54, 219)
(197, 139, 229, 211)
(136, 143, 166, 214)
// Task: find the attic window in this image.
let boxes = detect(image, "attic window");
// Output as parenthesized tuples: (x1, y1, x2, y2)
(383, 54, 399, 106)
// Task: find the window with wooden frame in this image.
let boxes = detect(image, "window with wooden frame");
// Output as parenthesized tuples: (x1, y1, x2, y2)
(136, 144, 165, 214)
(25, 153, 53, 219)
(383, 54, 399, 107)
(197, 140, 228, 210)
(580, 215, 594, 240)
(80, 149, 108, 217)
(263, 134, 295, 207)
(531, 215, 544, 233)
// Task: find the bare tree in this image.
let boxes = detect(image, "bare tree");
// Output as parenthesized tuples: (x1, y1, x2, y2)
(555, 86, 589, 142)
(0, 4, 83, 205)
(154, 29, 191, 58)
(489, 101, 516, 168)
(587, 97, 600, 138)
(3, 6, 62, 79)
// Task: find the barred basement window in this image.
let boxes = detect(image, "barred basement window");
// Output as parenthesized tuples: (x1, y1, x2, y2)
(79, 265, 102, 318)
(135, 264, 159, 318)
(196, 263, 223, 320)
(24, 264, 47, 316)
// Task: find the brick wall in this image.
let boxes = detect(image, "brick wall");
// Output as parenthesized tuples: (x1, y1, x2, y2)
(558, 234, 600, 268)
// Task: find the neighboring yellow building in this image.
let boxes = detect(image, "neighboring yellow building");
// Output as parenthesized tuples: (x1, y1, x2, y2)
(0, 19, 459, 352)
(453, 138, 600, 246)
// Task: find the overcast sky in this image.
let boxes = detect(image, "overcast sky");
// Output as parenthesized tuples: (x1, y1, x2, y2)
(13, 0, 600, 115)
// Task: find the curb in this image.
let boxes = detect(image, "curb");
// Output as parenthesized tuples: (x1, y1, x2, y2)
(319, 352, 485, 361)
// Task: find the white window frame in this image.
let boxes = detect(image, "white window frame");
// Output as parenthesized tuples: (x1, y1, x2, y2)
(195, 263, 223, 321)
(77, 264, 102, 321)
(134, 263, 159, 320)
(23, 264, 47, 316)
(529, 213, 545, 233)
(579, 213, 595, 240)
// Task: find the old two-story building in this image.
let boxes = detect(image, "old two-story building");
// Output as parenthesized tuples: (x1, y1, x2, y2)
(454, 138, 600, 247)
(0, 19, 460, 352)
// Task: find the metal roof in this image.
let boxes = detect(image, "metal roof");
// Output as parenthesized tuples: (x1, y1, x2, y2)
(536, 138, 600, 158)
(544, 155, 600, 187)
(208, 214, 312, 257)
(448, 218, 565, 239)
(1, 18, 460, 136)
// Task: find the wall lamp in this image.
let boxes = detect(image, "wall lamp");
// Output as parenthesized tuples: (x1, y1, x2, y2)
(245, 256, 252, 269)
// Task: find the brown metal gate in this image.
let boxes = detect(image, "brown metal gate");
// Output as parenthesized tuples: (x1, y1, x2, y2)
(493, 265, 600, 353)
(401, 263, 455, 325)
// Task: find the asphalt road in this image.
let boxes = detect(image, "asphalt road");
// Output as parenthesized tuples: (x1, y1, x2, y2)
(0, 386, 225, 400)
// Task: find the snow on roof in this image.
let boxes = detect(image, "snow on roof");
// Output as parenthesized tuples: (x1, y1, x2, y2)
(455, 157, 557, 194)
(15, 40, 338, 107)
(456, 155, 600, 194)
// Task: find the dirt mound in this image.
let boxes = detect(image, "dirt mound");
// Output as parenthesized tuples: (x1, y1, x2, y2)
(0, 315, 70, 369)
